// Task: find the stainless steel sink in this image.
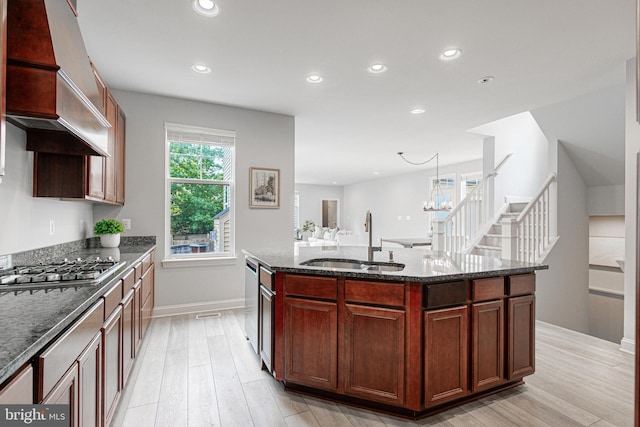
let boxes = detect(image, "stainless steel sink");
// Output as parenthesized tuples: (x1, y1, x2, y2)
(300, 258, 405, 272)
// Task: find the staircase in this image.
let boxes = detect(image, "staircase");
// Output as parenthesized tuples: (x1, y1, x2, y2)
(470, 201, 527, 258)
(433, 172, 558, 263)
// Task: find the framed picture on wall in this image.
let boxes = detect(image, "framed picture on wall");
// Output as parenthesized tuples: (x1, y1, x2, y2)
(250, 167, 280, 208)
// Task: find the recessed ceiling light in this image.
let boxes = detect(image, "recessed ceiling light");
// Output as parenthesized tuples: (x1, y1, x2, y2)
(410, 108, 426, 115)
(440, 48, 461, 61)
(478, 76, 494, 84)
(332, 181, 338, 185)
(306, 74, 323, 83)
(191, 64, 212, 74)
(373, 172, 380, 175)
(192, 0, 220, 17)
(367, 63, 387, 74)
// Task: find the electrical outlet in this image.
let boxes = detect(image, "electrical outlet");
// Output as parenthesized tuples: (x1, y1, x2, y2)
(49, 219, 55, 235)
(122, 219, 131, 230)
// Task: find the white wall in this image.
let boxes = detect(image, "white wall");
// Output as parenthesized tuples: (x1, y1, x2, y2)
(623, 58, 640, 352)
(536, 142, 589, 333)
(342, 160, 482, 246)
(296, 184, 344, 230)
(587, 185, 625, 216)
(94, 90, 295, 311)
(471, 112, 551, 211)
(0, 124, 93, 256)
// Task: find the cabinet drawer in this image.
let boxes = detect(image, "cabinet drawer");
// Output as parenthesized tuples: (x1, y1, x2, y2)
(0, 365, 33, 404)
(260, 266, 274, 291)
(285, 275, 337, 300)
(103, 279, 123, 319)
(133, 262, 142, 282)
(508, 273, 535, 296)
(142, 253, 152, 274)
(424, 281, 468, 309)
(121, 268, 135, 293)
(472, 277, 504, 302)
(38, 299, 104, 401)
(345, 280, 404, 307)
(141, 268, 153, 306)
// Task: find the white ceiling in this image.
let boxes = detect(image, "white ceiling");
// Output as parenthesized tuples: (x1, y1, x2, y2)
(76, 0, 635, 186)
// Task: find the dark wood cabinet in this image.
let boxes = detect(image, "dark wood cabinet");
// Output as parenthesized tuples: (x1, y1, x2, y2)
(42, 364, 79, 427)
(507, 294, 535, 380)
(140, 266, 154, 338)
(104, 92, 118, 202)
(275, 270, 536, 417)
(116, 106, 126, 204)
(284, 297, 338, 391)
(424, 305, 468, 407)
(344, 303, 405, 405)
(29, 62, 125, 204)
(471, 300, 505, 392)
(0, 365, 33, 403)
(121, 288, 135, 385)
(78, 332, 102, 427)
(102, 305, 123, 427)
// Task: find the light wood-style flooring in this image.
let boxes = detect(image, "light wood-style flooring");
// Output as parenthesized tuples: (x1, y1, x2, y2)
(111, 309, 634, 426)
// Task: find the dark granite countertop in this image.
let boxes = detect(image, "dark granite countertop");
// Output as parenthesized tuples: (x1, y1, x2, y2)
(242, 246, 548, 282)
(0, 238, 156, 386)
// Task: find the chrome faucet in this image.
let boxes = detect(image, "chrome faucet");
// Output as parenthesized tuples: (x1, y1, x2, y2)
(364, 210, 382, 262)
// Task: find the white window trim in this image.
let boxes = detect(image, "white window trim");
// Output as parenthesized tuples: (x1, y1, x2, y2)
(163, 123, 236, 264)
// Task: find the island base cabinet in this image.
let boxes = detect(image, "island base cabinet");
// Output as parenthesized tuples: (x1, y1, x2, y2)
(507, 295, 535, 380)
(344, 304, 405, 406)
(424, 306, 468, 407)
(472, 300, 505, 392)
(284, 297, 337, 391)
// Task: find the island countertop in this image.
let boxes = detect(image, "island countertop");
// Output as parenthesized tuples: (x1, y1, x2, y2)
(242, 245, 547, 282)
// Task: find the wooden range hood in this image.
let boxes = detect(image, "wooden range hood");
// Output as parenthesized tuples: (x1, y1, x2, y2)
(5, 0, 109, 157)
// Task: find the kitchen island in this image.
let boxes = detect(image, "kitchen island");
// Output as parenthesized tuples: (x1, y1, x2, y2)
(244, 245, 547, 418)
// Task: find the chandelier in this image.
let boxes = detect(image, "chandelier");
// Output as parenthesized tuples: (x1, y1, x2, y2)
(397, 151, 452, 212)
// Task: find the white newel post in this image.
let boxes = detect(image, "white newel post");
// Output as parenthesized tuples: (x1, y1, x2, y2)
(432, 219, 446, 252)
(501, 218, 518, 260)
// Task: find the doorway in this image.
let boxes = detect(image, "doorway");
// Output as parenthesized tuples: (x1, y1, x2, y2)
(322, 199, 338, 228)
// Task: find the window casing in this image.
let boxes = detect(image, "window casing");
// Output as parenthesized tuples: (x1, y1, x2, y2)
(165, 123, 235, 259)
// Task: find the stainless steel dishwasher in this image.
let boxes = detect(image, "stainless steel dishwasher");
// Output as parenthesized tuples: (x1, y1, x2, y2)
(244, 257, 259, 354)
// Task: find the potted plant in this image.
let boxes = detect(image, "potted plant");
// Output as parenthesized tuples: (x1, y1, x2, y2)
(94, 219, 125, 248)
(301, 220, 315, 241)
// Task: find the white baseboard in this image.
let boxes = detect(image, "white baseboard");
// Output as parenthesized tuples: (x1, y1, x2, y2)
(620, 337, 635, 354)
(152, 298, 245, 318)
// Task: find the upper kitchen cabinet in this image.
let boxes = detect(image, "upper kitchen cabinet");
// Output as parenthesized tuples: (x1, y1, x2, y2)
(4, 0, 126, 204)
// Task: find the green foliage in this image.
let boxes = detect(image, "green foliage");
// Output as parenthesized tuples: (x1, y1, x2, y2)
(301, 220, 316, 232)
(169, 142, 227, 236)
(94, 219, 124, 235)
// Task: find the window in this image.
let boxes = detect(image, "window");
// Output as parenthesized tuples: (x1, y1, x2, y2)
(165, 123, 235, 259)
(460, 172, 482, 201)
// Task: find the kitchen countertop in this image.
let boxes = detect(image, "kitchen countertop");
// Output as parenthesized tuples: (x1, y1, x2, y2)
(243, 245, 548, 282)
(0, 240, 156, 386)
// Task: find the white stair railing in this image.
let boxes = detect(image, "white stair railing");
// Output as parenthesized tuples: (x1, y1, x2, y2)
(502, 173, 557, 263)
(432, 154, 512, 253)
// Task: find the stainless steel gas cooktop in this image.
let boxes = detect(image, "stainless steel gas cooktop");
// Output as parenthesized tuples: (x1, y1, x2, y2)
(0, 256, 126, 293)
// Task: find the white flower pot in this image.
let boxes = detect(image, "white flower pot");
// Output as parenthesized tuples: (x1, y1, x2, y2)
(100, 233, 121, 248)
